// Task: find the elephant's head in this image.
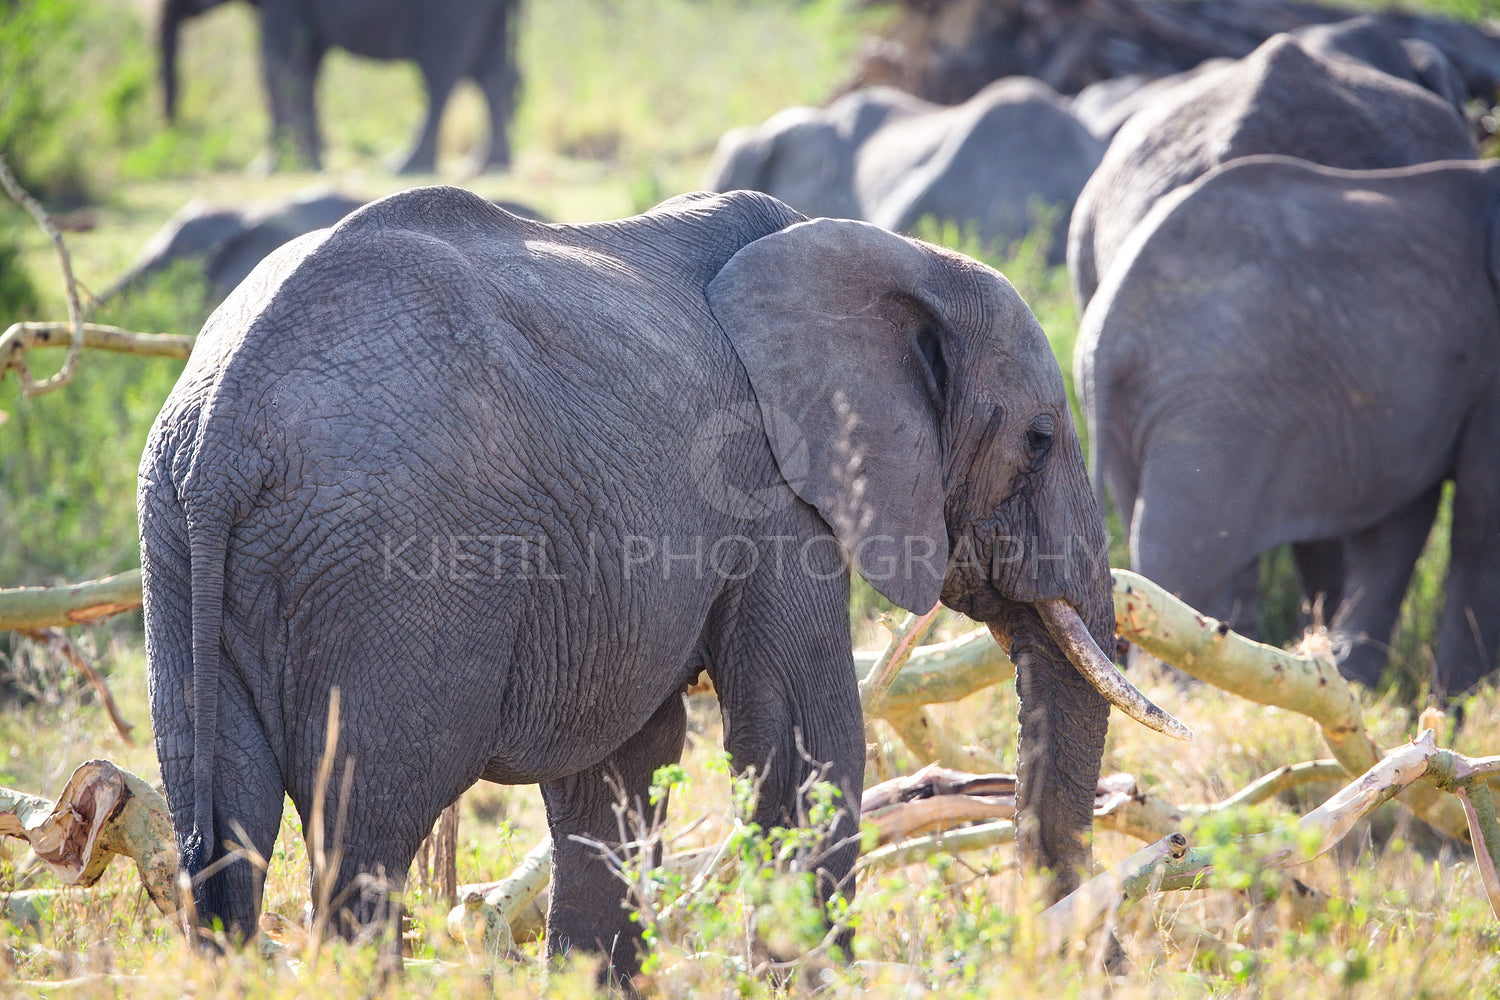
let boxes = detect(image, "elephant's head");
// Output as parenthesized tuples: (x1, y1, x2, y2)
(707, 217, 1188, 897)
(160, 0, 231, 120)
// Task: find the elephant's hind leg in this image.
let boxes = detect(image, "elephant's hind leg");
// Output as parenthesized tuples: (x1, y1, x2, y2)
(1330, 483, 1442, 687)
(1436, 420, 1500, 698)
(539, 690, 688, 982)
(194, 676, 285, 946)
(472, 19, 519, 172)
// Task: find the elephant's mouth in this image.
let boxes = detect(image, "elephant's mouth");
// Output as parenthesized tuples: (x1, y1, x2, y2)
(989, 601, 1193, 742)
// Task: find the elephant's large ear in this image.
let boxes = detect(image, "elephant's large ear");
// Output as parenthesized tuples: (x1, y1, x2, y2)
(707, 218, 962, 612)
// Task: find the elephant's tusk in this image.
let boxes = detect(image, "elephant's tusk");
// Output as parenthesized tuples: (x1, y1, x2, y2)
(1034, 600, 1194, 742)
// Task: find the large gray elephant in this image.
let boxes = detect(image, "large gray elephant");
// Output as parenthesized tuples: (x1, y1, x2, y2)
(1066, 31, 1477, 309)
(705, 78, 1104, 263)
(139, 188, 1182, 976)
(1076, 156, 1500, 697)
(160, 0, 520, 174)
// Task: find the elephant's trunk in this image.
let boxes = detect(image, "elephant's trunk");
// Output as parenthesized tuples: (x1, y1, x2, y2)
(160, 2, 182, 121)
(1032, 599, 1192, 741)
(1003, 606, 1111, 900)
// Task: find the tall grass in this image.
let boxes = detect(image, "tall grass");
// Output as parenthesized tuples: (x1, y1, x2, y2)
(0, 0, 1496, 996)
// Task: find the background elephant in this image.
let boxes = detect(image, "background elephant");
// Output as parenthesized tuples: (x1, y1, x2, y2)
(1293, 16, 1471, 115)
(705, 78, 1104, 262)
(101, 190, 547, 305)
(1076, 156, 1500, 698)
(101, 190, 364, 303)
(1069, 62, 1230, 143)
(160, 0, 521, 173)
(139, 188, 1178, 977)
(1067, 31, 1477, 309)
(1070, 17, 1468, 145)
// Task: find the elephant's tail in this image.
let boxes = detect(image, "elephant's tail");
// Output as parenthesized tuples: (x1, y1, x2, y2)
(183, 509, 231, 902)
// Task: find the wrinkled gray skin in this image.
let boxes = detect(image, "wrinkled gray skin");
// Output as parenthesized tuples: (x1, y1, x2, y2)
(1067, 32, 1477, 309)
(140, 188, 1118, 979)
(102, 191, 364, 303)
(160, 0, 519, 174)
(705, 79, 1104, 263)
(1077, 156, 1500, 697)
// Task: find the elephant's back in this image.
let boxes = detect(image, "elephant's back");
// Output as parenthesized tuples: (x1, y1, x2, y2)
(1088, 156, 1496, 508)
(1077, 32, 1475, 300)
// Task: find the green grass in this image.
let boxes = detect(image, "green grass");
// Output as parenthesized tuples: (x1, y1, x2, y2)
(1, 0, 1498, 996)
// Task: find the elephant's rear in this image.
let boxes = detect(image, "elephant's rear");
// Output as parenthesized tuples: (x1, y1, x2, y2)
(139, 396, 272, 939)
(138, 242, 316, 940)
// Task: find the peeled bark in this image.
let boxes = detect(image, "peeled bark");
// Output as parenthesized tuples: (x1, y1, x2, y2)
(0, 570, 144, 631)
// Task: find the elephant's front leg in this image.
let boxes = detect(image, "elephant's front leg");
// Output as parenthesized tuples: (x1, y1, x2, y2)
(707, 587, 866, 958)
(540, 691, 688, 983)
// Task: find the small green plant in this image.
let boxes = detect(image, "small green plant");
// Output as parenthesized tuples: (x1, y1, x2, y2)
(592, 757, 857, 992)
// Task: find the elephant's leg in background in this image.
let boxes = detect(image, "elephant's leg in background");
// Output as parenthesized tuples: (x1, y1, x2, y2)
(394, 62, 461, 175)
(1330, 483, 1442, 687)
(1434, 421, 1500, 698)
(259, 5, 326, 170)
(472, 44, 519, 172)
(1129, 448, 1260, 624)
(1226, 562, 1263, 638)
(539, 691, 688, 980)
(1292, 538, 1345, 624)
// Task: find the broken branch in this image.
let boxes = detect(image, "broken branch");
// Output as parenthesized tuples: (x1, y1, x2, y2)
(0, 760, 176, 916)
(1, 323, 196, 382)
(1112, 569, 1472, 842)
(0, 570, 143, 631)
(446, 835, 553, 960)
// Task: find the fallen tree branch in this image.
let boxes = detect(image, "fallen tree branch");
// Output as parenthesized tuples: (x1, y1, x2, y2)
(1112, 569, 1472, 843)
(0, 760, 176, 916)
(858, 604, 944, 714)
(853, 626, 1012, 714)
(1041, 729, 1500, 946)
(446, 835, 553, 960)
(1, 323, 196, 382)
(0, 570, 143, 631)
(1041, 833, 1189, 954)
(16, 629, 134, 746)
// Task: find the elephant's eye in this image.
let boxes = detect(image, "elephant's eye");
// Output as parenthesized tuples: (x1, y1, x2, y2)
(1026, 417, 1055, 461)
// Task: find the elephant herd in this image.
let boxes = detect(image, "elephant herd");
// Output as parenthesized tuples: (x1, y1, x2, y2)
(707, 17, 1498, 701)
(127, 4, 1498, 985)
